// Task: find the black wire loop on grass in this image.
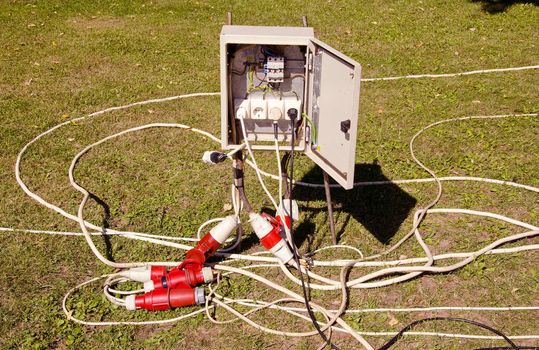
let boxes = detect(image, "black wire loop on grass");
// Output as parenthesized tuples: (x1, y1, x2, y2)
(377, 317, 519, 350)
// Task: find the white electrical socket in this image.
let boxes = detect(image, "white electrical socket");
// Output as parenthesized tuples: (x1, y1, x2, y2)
(250, 92, 267, 120)
(235, 94, 300, 121)
(267, 96, 284, 121)
(234, 98, 250, 119)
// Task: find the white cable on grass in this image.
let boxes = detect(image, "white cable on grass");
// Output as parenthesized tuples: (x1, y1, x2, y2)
(312, 243, 539, 267)
(214, 264, 375, 350)
(217, 297, 539, 341)
(309, 244, 364, 259)
(73, 271, 539, 342)
(293, 113, 538, 297)
(282, 230, 539, 290)
(204, 274, 334, 338)
(15, 93, 220, 241)
(9, 66, 539, 346)
(67, 123, 252, 268)
(0, 226, 205, 242)
(251, 169, 539, 192)
(275, 133, 283, 207)
(218, 297, 539, 314)
(362, 65, 539, 82)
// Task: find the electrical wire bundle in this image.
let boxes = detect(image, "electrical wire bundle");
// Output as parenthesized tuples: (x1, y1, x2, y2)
(3, 64, 539, 349)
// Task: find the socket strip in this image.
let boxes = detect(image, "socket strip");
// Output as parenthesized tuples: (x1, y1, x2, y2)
(234, 92, 301, 121)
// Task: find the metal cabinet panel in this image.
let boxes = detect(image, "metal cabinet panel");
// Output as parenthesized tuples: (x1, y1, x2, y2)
(305, 38, 361, 189)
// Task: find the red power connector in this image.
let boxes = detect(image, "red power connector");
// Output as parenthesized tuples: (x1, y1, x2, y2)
(146, 266, 214, 291)
(249, 212, 293, 264)
(125, 215, 238, 311)
(126, 287, 205, 311)
(180, 215, 238, 269)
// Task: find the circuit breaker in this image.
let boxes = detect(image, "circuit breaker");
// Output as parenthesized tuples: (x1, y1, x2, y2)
(220, 25, 361, 189)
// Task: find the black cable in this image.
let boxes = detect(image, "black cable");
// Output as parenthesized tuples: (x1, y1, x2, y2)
(280, 152, 291, 199)
(286, 109, 339, 350)
(232, 153, 253, 213)
(377, 316, 519, 350)
(474, 347, 539, 350)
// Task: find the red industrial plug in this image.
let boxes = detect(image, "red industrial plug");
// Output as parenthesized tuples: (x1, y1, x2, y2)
(143, 215, 237, 292)
(125, 287, 205, 311)
(145, 266, 214, 291)
(250, 212, 293, 264)
(179, 215, 238, 269)
(123, 215, 238, 312)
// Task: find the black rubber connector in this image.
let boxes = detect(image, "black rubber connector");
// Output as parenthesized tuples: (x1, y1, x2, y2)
(287, 108, 298, 120)
(210, 152, 227, 163)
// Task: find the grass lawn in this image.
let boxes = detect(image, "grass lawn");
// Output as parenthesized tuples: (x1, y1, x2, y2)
(1, 1, 538, 349)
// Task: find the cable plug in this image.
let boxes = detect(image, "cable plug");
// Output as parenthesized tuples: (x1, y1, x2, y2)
(119, 265, 167, 283)
(202, 151, 227, 164)
(287, 108, 298, 121)
(144, 266, 214, 292)
(249, 212, 293, 264)
(125, 287, 205, 311)
(276, 199, 299, 229)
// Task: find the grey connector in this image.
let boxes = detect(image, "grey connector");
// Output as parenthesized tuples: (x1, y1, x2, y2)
(202, 151, 227, 164)
(194, 287, 205, 305)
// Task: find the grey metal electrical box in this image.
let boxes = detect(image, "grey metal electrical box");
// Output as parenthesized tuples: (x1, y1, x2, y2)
(220, 25, 361, 189)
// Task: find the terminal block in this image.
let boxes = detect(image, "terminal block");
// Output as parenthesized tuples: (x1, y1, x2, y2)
(266, 56, 285, 83)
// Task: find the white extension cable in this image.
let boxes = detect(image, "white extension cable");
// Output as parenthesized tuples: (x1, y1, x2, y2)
(3, 64, 539, 348)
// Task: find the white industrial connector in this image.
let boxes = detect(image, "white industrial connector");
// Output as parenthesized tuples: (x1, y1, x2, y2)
(125, 295, 137, 311)
(268, 239, 294, 264)
(119, 266, 152, 282)
(209, 215, 238, 244)
(201, 266, 215, 283)
(278, 199, 299, 221)
(143, 280, 155, 293)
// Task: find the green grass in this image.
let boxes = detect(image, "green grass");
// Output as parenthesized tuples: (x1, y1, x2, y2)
(1, 0, 538, 349)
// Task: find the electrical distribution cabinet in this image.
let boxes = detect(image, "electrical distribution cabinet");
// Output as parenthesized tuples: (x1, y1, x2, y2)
(220, 25, 361, 189)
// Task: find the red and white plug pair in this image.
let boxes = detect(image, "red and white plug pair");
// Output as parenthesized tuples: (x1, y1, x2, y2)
(249, 200, 299, 265)
(121, 202, 298, 311)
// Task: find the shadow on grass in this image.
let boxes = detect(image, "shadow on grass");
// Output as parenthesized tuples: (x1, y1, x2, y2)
(471, 0, 538, 13)
(88, 193, 114, 262)
(291, 163, 417, 252)
(86, 163, 416, 261)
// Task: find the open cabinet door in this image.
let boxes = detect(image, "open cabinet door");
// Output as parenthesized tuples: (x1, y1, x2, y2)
(305, 38, 361, 190)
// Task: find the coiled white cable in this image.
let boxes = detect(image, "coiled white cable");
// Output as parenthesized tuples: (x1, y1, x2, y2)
(5, 64, 539, 348)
